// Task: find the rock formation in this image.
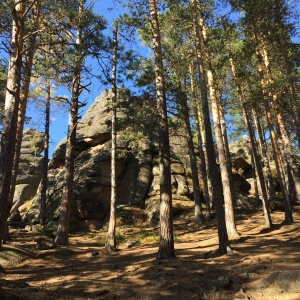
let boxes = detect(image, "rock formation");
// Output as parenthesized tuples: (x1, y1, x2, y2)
(19, 90, 276, 229)
(24, 89, 192, 227)
(10, 128, 45, 221)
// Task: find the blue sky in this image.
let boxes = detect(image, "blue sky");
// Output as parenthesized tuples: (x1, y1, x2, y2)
(23, 0, 300, 157)
(25, 0, 148, 156)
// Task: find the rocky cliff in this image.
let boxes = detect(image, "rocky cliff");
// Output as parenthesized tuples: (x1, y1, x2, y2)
(10, 128, 45, 221)
(17, 89, 270, 230)
(23, 89, 191, 227)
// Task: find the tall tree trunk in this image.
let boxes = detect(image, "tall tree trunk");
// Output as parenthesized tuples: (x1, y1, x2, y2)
(218, 101, 236, 208)
(261, 42, 300, 203)
(178, 85, 203, 223)
(273, 0, 300, 146)
(7, 2, 40, 235)
(148, 0, 175, 259)
(199, 7, 239, 239)
(105, 22, 118, 253)
(276, 122, 298, 204)
(0, 1, 24, 247)
(55, 0, 84, 245)
(198, 107, 213, 209)
(230, 58, 272, 228)
(191, 0, 230, 254)
(254, 44, 293, 224)
(40, 76, 51, 225)
(251, 150, 260, 202)
(251, 106, 276, 199)
(277, 109, 300, 201)
(189, 65, 211, 219)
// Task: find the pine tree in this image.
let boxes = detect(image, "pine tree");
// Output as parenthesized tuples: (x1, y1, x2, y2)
(0, 0, 25, 246)
(56, 0, 107, 244)
(190, 0, 230, 253)
(105, 21, 119, 253)
(148, 0, 175, 259)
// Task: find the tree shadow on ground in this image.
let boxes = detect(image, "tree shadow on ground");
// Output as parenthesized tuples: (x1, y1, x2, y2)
(1, 209, 299, 300)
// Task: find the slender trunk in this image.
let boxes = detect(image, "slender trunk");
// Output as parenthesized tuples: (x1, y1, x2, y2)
(148, 0, 175, 259)
(189, 65, 211, 219)
(105, 22, 118, 253)
(179, 87, 203, 223)
(199, 10, 239, 239)
(219, 102, 236, 208)
(0, 1, 24, 247)
(251, 150, 260, 202)
(255, 44, 293, 224)
(261, 41, 300, 202)
(191, 0, 230, 253)
(230, 58, 272, 228)
(55, 80, 79, 245)
(276, 111, 300, 201)
(8, 5, 39, 221)
(251, 106, 276, 199)
(55, 0, 84, 245)
(199, 107, 213, 209)
(276, 123, 298, 204)
(40, 77, 51, 225)
(273, 0, 300, 145)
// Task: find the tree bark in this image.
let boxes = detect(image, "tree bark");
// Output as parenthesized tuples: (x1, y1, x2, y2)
(273, 0, 300, 146)
(0, 1, 24, 247)
(230, 57, 272, 228)
(218, 101, 236, 208)
(179, 86, 204, 223)
(251, 106, 276, 199)
(260, 41, 300, 203)
(105, 22, 118, 254)
(148, 0, 175, 259)
(189, 65, 211, 219)
(55, 0, 84, 245)
(191, 0, 230, 254)
(7, 2, 40, 236)
(199, 8, 239, 239)
(40, 76, 51, 225)
(254, 43, 293, 224)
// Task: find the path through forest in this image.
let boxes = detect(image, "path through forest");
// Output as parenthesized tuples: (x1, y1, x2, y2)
(1, 201, 300, 299)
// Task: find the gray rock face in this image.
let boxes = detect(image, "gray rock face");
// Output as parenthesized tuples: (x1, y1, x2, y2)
(25, 89, 192, 226)
(256, 271, 300, 292)
(18, 89, 279, 228)
(18, 93, 284, 227)
(11, 128, 45, 215)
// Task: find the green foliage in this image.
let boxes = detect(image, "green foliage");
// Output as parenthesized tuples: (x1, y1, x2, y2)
(118, 93, 158, 151)
(115, 232, 126, 243)
(130, 230, 160, 245)
(38, 224, 56, 238)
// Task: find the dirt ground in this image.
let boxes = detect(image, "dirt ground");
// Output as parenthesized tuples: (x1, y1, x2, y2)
(0, 201, 299, 300)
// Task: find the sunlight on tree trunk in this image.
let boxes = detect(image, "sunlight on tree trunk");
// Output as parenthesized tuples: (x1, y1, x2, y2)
(56, 0, 84, 245)
(198, 2, 239, 240)
(191, 0, 230, 254)
(0, 1, 24, 247)
(148, 0, 175, 259)
(189, 65, 211, 220)
(255, 44, 293, 224)
(230, 57, 272, 229)
(105, 22, 118, 254)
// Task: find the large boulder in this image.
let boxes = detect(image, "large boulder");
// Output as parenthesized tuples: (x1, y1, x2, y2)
(24, 90, 191, 226)
(10, 129, 45, 216)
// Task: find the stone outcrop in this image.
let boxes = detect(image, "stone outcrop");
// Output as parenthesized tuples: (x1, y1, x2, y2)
(20, 90, 278, 228)
(24, 89, 192, 226)
(10, 128, 45, 217)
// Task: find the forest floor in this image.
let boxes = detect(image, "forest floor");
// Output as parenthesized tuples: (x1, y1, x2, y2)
(0, 200, 300, 300)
